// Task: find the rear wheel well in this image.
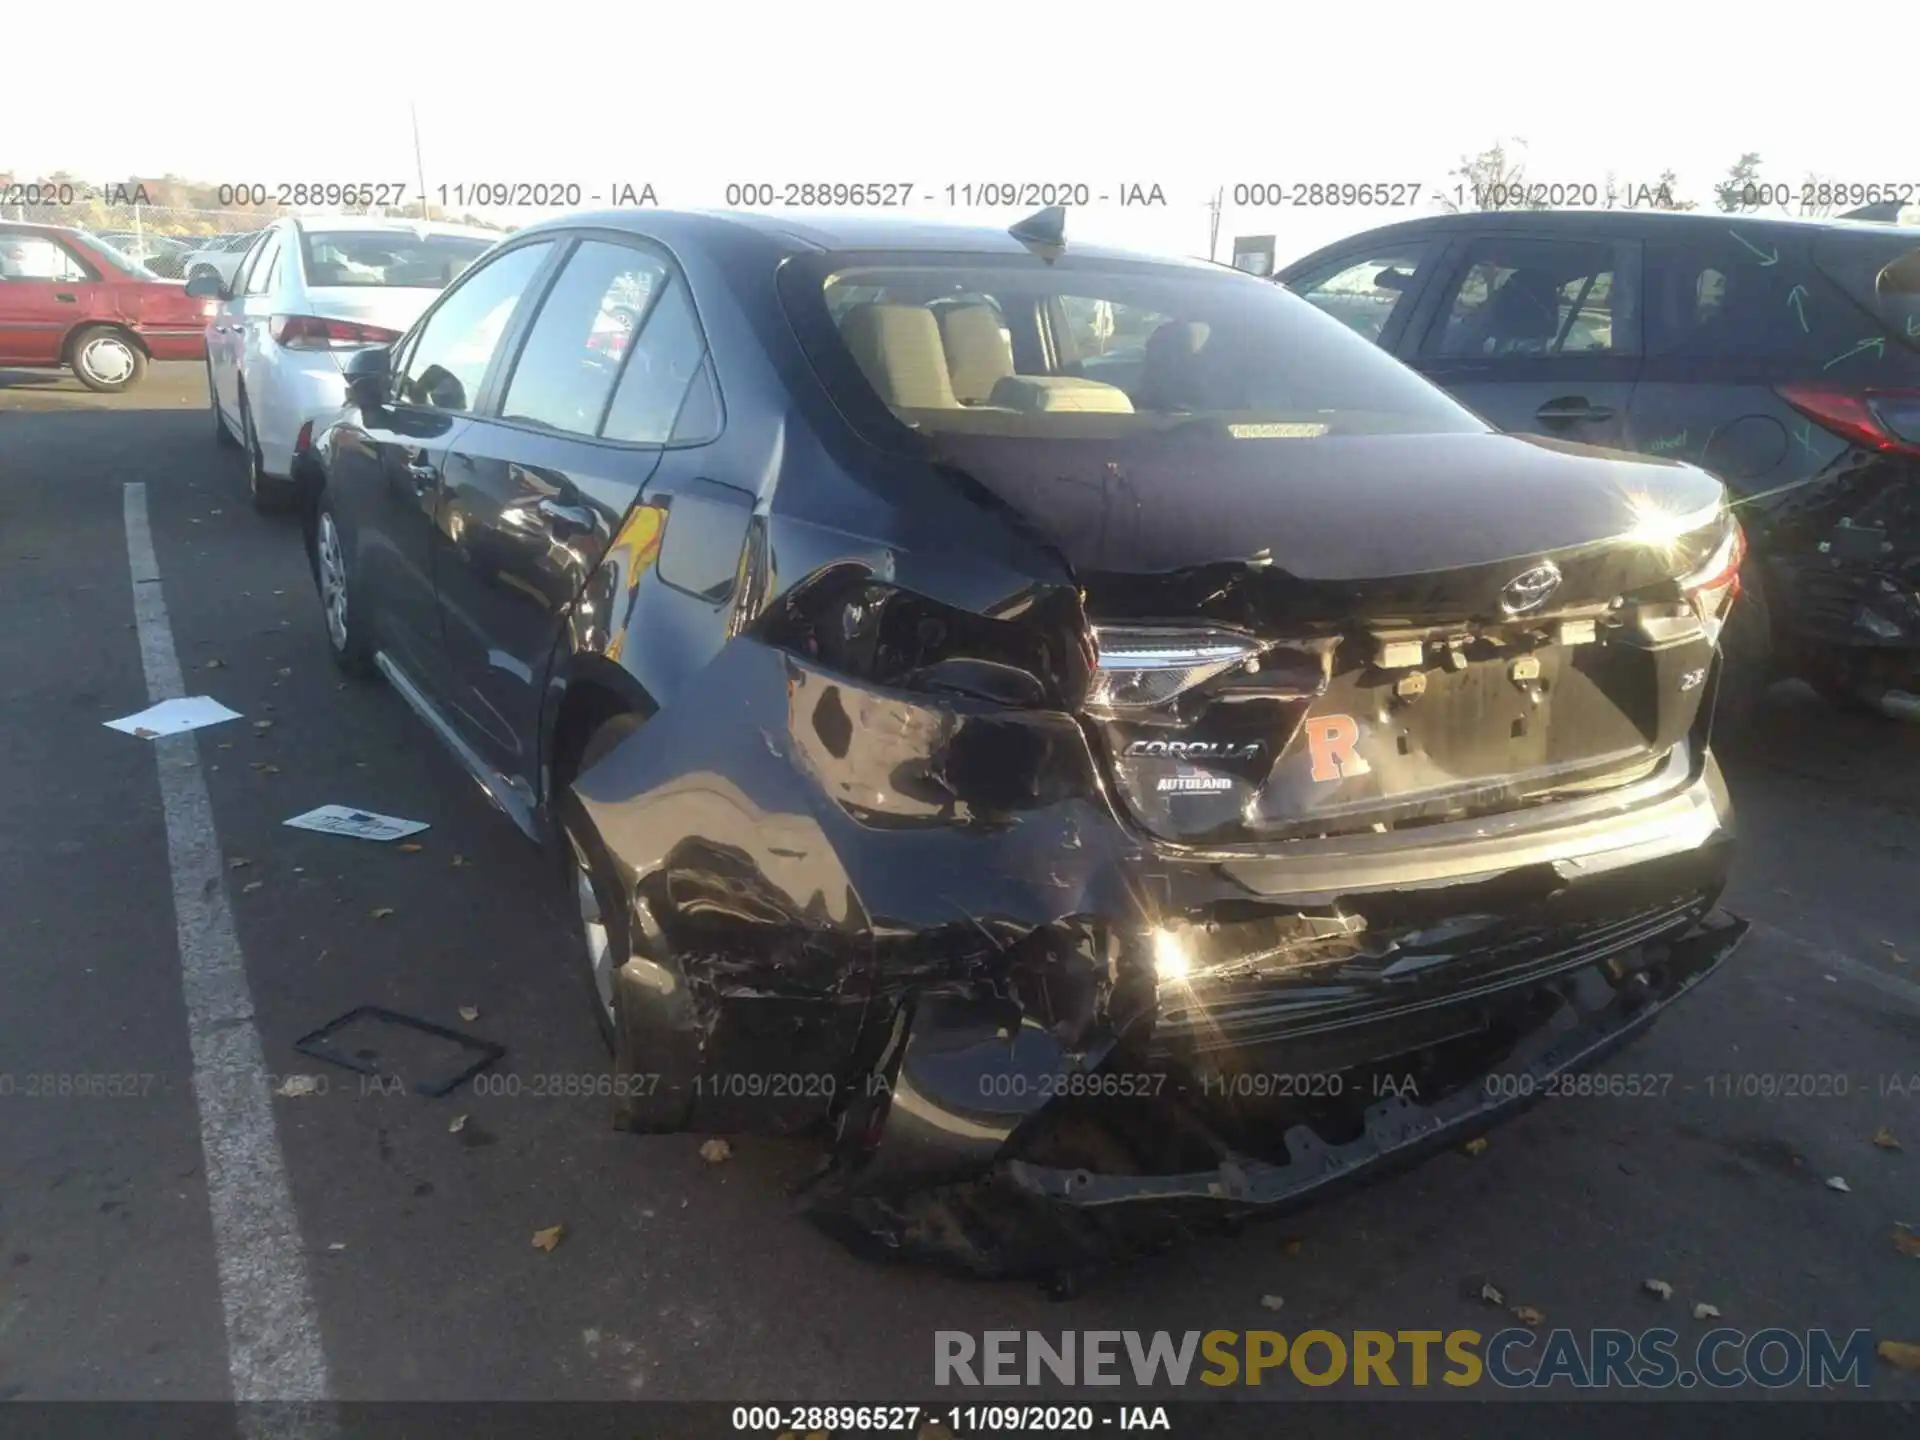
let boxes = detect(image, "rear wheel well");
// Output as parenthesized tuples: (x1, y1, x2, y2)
(548, 677, 648, 799)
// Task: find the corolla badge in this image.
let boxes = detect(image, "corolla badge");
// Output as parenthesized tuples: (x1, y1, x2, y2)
(1499, 561, 1563, 616)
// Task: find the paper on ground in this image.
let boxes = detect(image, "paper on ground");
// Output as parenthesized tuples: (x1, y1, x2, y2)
(104, 695, 243, 738)
(283, 805, 430, 842)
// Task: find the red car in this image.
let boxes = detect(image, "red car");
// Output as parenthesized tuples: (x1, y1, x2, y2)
(0, 221, 212, 392)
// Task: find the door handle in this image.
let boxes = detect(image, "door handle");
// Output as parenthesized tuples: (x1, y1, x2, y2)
(403, 453, 439, 491)
(1535, 396, 1614, 424)
(54, 293, 76, 303)
(535, 498, 595, 534)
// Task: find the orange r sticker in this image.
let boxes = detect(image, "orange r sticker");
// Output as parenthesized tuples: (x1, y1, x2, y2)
(1305, 714, 1372, 783)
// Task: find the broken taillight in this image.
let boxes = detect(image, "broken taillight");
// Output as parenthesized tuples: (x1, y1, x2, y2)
(1776, 384, 1920, 458)
(270, 315, 404, 351)
(1679, 518, 1745, 640)
(1084, 627, 1264, 717)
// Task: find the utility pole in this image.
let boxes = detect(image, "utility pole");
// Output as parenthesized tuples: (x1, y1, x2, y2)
(410, 102, 430, 220)
(1206, 186, 1223, 263)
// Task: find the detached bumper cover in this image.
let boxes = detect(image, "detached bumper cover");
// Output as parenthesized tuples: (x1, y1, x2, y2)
(1007, 911, 1747, 1212)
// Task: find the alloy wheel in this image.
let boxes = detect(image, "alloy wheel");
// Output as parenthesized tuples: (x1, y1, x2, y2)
(316, 512, 350, 652)
(574, 861, 617, 1027)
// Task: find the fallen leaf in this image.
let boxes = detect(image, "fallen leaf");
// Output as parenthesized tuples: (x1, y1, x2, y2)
(1644, 1278, 1673, 1300)
(227, 856, 251, 870)
(449, 1114, 469, 1134)
(397, 842, 424, 853)
(1512, 1305, 1544, 1327)
(1693, 1302, 1722, 1320)
(243, 881, 264, 893)
(1259, 1294, 1284, 1311)
(1480, 1282, 1505, 1305)
(1878, 1340, 1920, 1372)
(133, 727, 158, 739)
(1872, 1127, 1901, 1151)
(326, 1242, 346, 1252)
(249, 761, 269, 771)
(204, 659, 225, 669)
(457, 1006, 479, 1023)
(370, 907, 395, 920)
(699, 1138, 733, 1164)
(1462, 1137, 1489, 1157)
(531, 1225, 566, 1252)
(1894, 1226, 1920, 1259)
(217, 743, 233, 750)
(261, 764, 280, 775)
(452, 854, 473, 868)
(1282, 1236, 1304, 1257)
(277, 668, 292, 678)
(275, 1076, 322, 1098)
(254, 720, 273, 730)
(1825, 1175, 1851, 1193)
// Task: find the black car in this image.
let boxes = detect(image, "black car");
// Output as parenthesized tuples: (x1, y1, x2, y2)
(1278, 210, 1920, 723)
(303, 207, 1748, 1276)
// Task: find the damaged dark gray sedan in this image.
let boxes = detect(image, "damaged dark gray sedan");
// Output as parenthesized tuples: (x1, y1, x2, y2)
(302, 207, 1749, 1279)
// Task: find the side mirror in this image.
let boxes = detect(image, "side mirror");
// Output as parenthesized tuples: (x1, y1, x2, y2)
(184, 271, 223, 299)
(343, 344, 393, 409)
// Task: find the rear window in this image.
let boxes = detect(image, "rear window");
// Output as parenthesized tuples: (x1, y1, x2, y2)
(298, 230, 493, 289)
(779, 250, 1487, 445)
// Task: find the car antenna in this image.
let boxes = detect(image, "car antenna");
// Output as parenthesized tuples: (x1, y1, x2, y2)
(1008, 205, 1067, 262)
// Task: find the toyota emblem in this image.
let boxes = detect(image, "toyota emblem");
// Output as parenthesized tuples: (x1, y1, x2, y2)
(1499, 561, 1563, 615)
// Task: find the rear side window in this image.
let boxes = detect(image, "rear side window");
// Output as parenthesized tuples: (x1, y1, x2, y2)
(0, 235, 91, 282)
(499, 240, 671, 437)
(600, 276, 717, 445)
(1289, 246, 1430, 343)
(1426, 238, 1626, 357)
(1812, 229, 1920, 357)
(1646, 229, 1902, 372)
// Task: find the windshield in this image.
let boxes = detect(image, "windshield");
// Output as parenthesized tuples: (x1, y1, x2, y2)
(298, 230, 494, 289)
(75, 231, 158, 280)
(781, 250, 1488, 445)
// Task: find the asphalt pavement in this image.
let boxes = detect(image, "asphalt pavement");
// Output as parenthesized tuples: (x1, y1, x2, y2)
(2, 361, 1917, 1407)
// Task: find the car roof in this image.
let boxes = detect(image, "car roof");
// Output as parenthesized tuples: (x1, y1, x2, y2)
(1281, 207, 1920, 266)
(506, 207, 1223, 270)
(0, 219, 84, 238)
(287, 215, 504, 242)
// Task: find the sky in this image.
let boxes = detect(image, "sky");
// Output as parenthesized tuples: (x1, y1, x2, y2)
(3, 0, 1910, 267)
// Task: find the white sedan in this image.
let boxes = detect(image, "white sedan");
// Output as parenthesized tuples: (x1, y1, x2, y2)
(193, 216, 499, 510)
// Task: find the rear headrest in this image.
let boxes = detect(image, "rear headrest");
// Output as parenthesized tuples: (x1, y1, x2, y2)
(938, 304, 1015, 404)
(840, 303, 959, 410)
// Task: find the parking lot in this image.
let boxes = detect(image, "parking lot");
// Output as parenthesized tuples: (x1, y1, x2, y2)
(2, 360, 1917, 1407)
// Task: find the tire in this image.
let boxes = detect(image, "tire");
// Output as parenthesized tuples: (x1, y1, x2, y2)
(308, 490, 377, 679)
(68, 326, 146, 393)
(239, 388, 293, 514)
(210, 362, 240, 449)
(558, 712, 646, 1053)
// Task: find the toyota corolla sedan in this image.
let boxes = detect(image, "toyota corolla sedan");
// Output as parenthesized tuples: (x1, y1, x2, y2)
(0, 222, 211, 391)
(302, 207, 1749, 1277)
(193, 216, 498, 510)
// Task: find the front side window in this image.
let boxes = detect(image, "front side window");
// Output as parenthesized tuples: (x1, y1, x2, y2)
(0, 236, 90, 283)
(243, 235, 282, 297)
(397, 242, 553, 413)
(499, 240, 670, 436)
(1290, 248, 1429, 343)
(781, 251, 1486, 442)
(1428, 238, 1624, 358)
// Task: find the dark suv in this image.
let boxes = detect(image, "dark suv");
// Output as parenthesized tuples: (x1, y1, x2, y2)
(1279, 211, 1920, 721)
(304, 208, 1748, 1275)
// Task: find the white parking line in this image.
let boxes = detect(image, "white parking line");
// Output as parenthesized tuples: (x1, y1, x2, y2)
(1753, 919, 1920, 1013)
(123, 483, 334, 1413)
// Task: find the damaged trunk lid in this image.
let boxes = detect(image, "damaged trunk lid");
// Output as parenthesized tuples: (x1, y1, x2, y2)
(932, 429, 1736, 844)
